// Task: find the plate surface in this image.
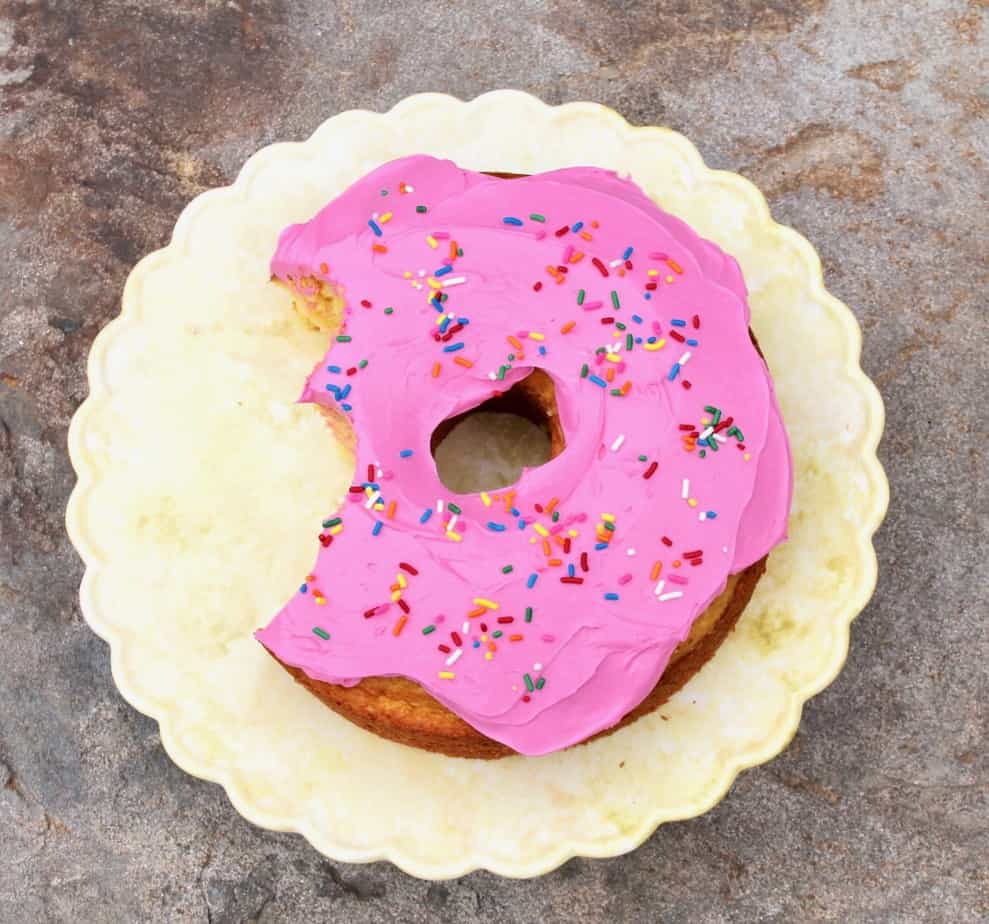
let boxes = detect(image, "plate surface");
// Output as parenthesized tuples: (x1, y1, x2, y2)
(66, 91, 888, 879)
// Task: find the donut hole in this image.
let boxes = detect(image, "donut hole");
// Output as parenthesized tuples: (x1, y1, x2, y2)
(430, 369, 565, 495)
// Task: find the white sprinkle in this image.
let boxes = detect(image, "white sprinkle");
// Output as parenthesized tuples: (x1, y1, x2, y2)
(376, 468, 384, 478)
(462, 621, 470, 634)
(446, 514, 458, 533)
(722, 546, 729, 554)
(440, 275, 466, 287)
(678, 351, 692, 365)
(446, 649, 463, 666)
(405, 184, 415, 192)
(488, 371, 497, 380)
(699, 426, 714, 440)
(713, 433, 726, 443)
(653, 579, 665, 596)
(610, 434, 626, 451)
(436, 499, 444, 512)
(699, 511, 707, 521)
(609, 257, 624, 267)
(658, 591, 684, 602)
(627, 548, 636, 556)
(364, 491, 381, 509)
(533, 662, 542, 671)
(681, 478, 690, 499)
(417, 269, 426, 277)
(372, 212, 379, 219)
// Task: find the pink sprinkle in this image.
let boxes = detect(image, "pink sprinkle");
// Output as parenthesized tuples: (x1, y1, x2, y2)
(616, 361, 627, 374)
(652, 321, 663, 334)
(534, 229, 547, 240)
(346, 493, 362, 503)
(595, 352, 606, 365)
(541, 634, 556, 643)
(442, 257, 455, 266)
(549, 523, 563, 535)
(618, 573, 633, 585)
(432, 232, 451, 240)
(582, 300, 604, 311)
(436, 614, 446, 624)
(668, 574, 689, 585)
(562, 244, 574, 263)
(649, 251, 668, 260)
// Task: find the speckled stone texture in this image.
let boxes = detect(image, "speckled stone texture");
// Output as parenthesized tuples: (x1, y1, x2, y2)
(1, 0, 986, 921)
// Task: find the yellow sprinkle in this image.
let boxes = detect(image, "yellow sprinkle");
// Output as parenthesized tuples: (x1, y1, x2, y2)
(390, 590, 402, 601)
(480, 635, 488, 642)
(606, 353, 622, 362)
(533, 523, 550, 537)
(701, 417, 711, 426)
(379, 211, 393, 223)
(374, 502, 385, 511)
(568, 529, 578, 538)
(438, 671, 455, 680)
(644, 339, 667, 351)
(744, 453, 751, 461)
(480, 491, 492, 507)
(403, 271, 412, 279)
(446, 531, 462, 542)
(426, 235, 438, 249)
(484, 651, 493, 661)
(528, 332, 545, 341)
(647, 268, 660, 277)
(688, 498, 698, 508)
(427, 277, 442, 289)
(329, 524, 343, 535)
(601, 513, 616, 522)
(473, 598, 499, 610)
(396, 573, 408, 589)
(666, 275, 674, 283)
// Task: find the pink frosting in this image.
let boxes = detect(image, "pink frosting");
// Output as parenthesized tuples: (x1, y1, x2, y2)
(256, 156, 792, 756)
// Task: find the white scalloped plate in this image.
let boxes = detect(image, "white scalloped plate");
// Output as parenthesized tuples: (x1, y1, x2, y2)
(66, 91, 888, 879)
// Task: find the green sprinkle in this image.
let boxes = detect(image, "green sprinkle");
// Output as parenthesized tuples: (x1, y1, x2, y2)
(323, 517, 342, 528)
(336, 335, 352, 342)
(616, 322, 627, 331)
(457, 247, 464, 257)
(712, 409, 722, 425)
(699, 449, 707, 458)
(358, 358, 368, 368)
(493, 630, 503, 639)
(580, 363, 589, 378)
(497, 365, 508, 380)
(524, 673, 535, 693)
(312, 627, 330, 640)
(626, 334, 634, 351)
(529, 213, 546, 222)
(502, 564, 514, 574)
(447, 502, 462, 515)
(551, 511, 560, 522)
(422, 625, 436, 635)
(610, 388, 623, 396)
(707, 437, 719, 452)
(415, 205, 428, 213)
(638, 454, 648, 462)
(734, 428, 745, 441)
(535, 676, 546, 690)
(383, 307, 394, 315)
(507, 353, 516, 362)
(704, 405, 719, 415)
(577, 289, 586, 305)
(525, 606, 533, 623)
(610, 290, 620, 309)
(603, 521, 616, 532)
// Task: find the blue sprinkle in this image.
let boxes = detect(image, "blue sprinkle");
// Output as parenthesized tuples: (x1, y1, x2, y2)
(338, 383, 352, 400)
(340, 403, 352, 411)
(435, 265, 453, 277)
(362, 481, 380, 491)
(432, 300, 445, 313)
(473, 640, 481, 649)
(527, 573, 538, 588)
(419, 508, 433, 524)
(588, 374, 608, 388)
(644, 292, 652, 300)
(647, 336, 657, 344)
(457, 317, 470, 325)
(439, 317, 451, 333)
(325, 383, 340, 395)
(667, 363, 681, 381)
(443, 342, 465, 353)
(399, 449, 414, 458)
(687, 338, 699, 346)
(604, 592, 620, 601)
(567, 563, 575, 577)
(622, 246, 633, 260)
(538, 345, 547, 355)
(631, 314, 643, 324)
(487, 521, 506, 531)
(510, 507, 521, 517)
(698, 438, 709, 447)
(517, 519, 527, 530)
(502, 216, 524, 226)
(671, 318, 687, 327)
(594, 542, 609, 551)
(368, 219, 383, 237)
(299, 584, 308, 594)
(327, 364, 342, 373)
(635, 337, 643, 344)
(707, 511, 718, 519)
(571, 221, 584, 232)
(372, 520, 383, 536)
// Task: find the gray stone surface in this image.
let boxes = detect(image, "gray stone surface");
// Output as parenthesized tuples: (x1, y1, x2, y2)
(1, 0, 986, 921)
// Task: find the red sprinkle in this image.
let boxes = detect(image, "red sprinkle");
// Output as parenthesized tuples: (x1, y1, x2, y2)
(645, 282, 658, 291)
(533, 281, 543, 291)
(397, 598, 410, 614)
(451, 631, 462, 646)
(560, 576, 584, 585)
(682, 380, 692, 390)
(692, 314, 700, 329)
(683, 549, 703, 559)
(363, 607, 378, 618)
(580, 552, 589, 572)
(643, 461, 658, 479)
(679, 424, 695, 431)
(496, 616, 514, 624)
(367, 464, 375, 481)
(438, 644, 451, 653)
(662, 536, 673, 546)
(554, 225, 570, 237)
(670, 330, 686, 343)
(399, 562, 419, 575)
(360, 299, 372, 308)
(349, 485, 365, 493)
(591, 257, 609, 277)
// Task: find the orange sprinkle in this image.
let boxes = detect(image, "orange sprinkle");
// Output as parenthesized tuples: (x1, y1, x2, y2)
(503, 491, 515, 512)
(560, 320, 576, 334)
(488, 642, 497, 652)
(650, 561, 663, 581)
(591, 219, 599, 228)
(553, 534, 567, 549)
(507, 335, 524, 351)
(431, 362, 441, 378)
(468, 606, 486, 618)
(620, 380, 632, 395)
(568, 251, 585, 264)
(604, 367, 616, 383)
(372, 243, 388, 253)
(319, 263, 329, 275)
(546, 265, 562, 280)
(393, 615, 408, 636)
(541, 539, 552, 556)
(386, 500, 397, 520)
(449, 241, 458, 259)
(579, 230, 593, 241)
(306, 574, 316, 582)
(666, 258, 683, 274)
(547, 558, 563, 567)
(545, 497, 559, 514)
(453, 356, 474, 368)
(509, 634, 523, 641)
(673, 559, 682, 568)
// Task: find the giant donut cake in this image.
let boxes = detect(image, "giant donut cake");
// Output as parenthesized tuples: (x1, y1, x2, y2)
(256, 155, 792, 758)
